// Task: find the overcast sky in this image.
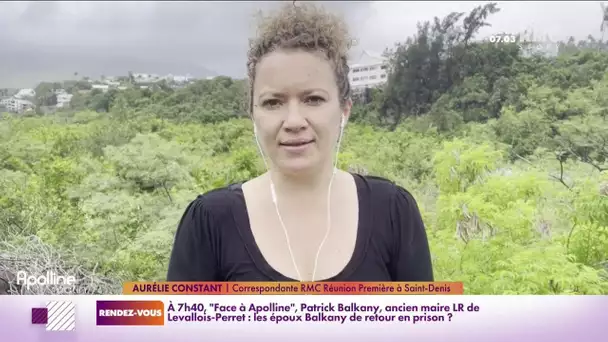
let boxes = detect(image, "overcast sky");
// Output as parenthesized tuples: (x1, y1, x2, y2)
(0, 1, 605, 88)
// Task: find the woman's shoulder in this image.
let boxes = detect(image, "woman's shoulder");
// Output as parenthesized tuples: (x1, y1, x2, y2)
(356, 174, 416, 201)
(185, 183, 245, 219)
(353, 173, 421, 219)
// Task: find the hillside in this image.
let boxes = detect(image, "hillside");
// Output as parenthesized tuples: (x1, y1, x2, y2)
(1, 4, 607, 294)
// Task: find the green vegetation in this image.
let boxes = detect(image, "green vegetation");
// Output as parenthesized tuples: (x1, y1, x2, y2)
(1, 3, 607, 294)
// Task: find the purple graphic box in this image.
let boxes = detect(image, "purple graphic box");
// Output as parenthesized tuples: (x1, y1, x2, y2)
(31, 308, 48, 324)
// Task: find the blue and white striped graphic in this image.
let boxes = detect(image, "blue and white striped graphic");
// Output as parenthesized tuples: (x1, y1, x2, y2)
(46, 301, 75, 331)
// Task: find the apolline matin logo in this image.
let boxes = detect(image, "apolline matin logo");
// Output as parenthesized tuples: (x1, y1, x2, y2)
(17, 270, 77, 294)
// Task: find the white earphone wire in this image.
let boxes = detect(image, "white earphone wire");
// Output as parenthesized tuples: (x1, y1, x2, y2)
(253, 116, 345, 281)
(311, 117, 344, 281)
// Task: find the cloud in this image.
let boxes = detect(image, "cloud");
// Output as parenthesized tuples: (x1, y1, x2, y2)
(0, 1, 605, 88)
(362, 1, 605, 53)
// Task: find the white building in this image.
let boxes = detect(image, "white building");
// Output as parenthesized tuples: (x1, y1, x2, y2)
(55, 90, 73, 108)
(104, 80, 121, 87)
(92, 84, 109, 92)
(0, 97, 34, 113)
(348, 50, 389, 92)
(14, 88, 35, 99)
(176, 74, 194, 83)
(133, 73, 161, 83)
(521, 40, 559, 58)
(163, 74, 194, 83)
(517, 31, 559, 58)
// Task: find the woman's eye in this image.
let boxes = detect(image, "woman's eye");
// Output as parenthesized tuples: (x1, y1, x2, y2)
(262, 99, 281, 109)
(305, 96, 325, 106)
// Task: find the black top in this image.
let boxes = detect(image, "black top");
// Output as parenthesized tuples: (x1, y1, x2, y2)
(166, 173, 433, 282)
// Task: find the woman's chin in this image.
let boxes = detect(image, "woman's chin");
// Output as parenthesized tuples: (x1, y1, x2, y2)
(277, 157, 318, 175)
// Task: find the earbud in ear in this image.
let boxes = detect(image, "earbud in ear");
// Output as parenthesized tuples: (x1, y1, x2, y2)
(340, 115, 346, 129)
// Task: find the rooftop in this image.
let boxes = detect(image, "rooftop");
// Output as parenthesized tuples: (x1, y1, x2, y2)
(349, 50, 388, 68)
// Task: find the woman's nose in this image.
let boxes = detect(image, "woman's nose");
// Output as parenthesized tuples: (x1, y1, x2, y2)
(283, 101, 307, 131)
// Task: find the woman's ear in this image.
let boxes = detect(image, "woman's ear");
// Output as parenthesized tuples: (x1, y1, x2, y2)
(342, 98, 352, 123)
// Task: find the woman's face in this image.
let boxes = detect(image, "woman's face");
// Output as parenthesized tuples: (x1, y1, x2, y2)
(252, 49, 350, 176)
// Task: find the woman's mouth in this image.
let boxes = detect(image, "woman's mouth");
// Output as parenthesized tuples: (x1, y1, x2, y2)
(279, 139, 314, 152)
(280, 140, 314, 146)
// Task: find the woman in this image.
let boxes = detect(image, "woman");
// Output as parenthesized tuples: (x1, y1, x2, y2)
(167, 3, 433, 282)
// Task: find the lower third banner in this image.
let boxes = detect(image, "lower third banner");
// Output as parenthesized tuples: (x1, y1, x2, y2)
(0, 295, 605, 342)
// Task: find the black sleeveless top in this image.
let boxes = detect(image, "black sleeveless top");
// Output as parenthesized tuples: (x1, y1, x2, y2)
(166, 173, 433, 281)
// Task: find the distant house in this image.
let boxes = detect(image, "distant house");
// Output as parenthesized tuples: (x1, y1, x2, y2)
(133, 73, 161, 83)
(519, 32, 559, 58)
(92, 84, 109, 92)
(0, 97, 34, 113)
(176, 75, 194, 83)
(163, 74, 194, 83)
(55, 90, 73, 108)
(104, 80, 121, 87)
(521, 40, 559, 58)
(348, 50, 389, 93)
(14, 88, 35, 99)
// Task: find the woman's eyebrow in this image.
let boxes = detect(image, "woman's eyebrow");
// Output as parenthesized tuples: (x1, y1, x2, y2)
(259, 89, 328, 99)
(258, 91, 285, 100)
(300, 89, 329, 96)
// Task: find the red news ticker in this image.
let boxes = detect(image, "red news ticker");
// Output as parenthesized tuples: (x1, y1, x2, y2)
(122, 282, 464, 295)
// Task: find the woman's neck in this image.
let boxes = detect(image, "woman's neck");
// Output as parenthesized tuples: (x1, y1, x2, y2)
(268, 163, 337, 200)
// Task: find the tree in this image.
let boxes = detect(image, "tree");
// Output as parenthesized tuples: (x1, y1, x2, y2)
(380, 3, 504, 129)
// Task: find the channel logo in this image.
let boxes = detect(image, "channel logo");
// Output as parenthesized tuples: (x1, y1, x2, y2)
(31, 301, 76, 331)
